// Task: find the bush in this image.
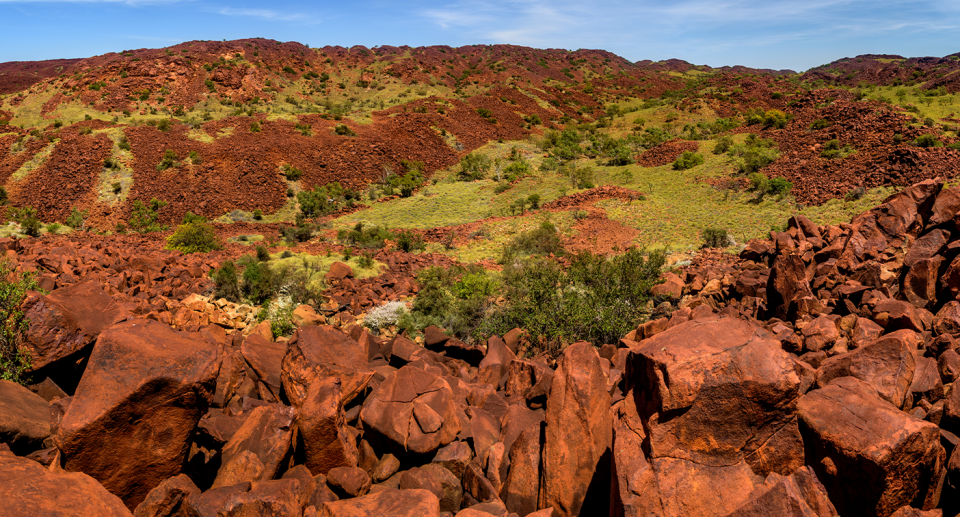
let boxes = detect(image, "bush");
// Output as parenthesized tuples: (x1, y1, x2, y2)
(253, 209, 263, 220)
(338, 223, 391, 249)
(129, 198, 168, 233)
(673, 151, 704, 170)
(298, 182, 348, 218)
(282, 164, 303, 181)
(241, 261, 275, 305)
(458, 153, 491, 181)
(809, 118, 830, 130)
(702, 228, 730, 248)
(46, 222, 61, 234)
(212, 260, 241, 302)
(913, 134, 942, 148)
(256, 245, 270, 261)
(334, 124, 356, 136)
(501, 220, 564, 263)
(527, 193, 541, 209)
(393, 229, 426, 253)
(568, 166, 595, 189)
(713, 136, 733, 154)
(250, 121, 261, 133)
(65, 208, 87, 230)
(820, 139, 856, 159)
(166, 220, 222, 253)
(10, 207, 41, 237)
(157, 150, 177, 171)
(364, 301, 408, 331)
(188, 151, 201, 165)
(0, 187, 7, 205)
(0, 259, 41, 384)
(767, 177, 793, 196)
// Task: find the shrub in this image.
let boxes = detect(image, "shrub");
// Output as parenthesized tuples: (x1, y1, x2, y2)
(282, 164, 303, 181)
(212, 260, 241, 302)
(820, 139, 856, 159)
(280, 221, 314, 243)
(129, 198, 168, 233)
(673, 151, 704, 170)
(767, 177, 793, 196)
(253, 209, 263, 220)
(10, 207, 41, 237)
(458, 152, 491, 181)
(188, 151, 201, 165)
(0, 259, 41, 384)
(166, 220, 222, 253)
(118, 136, 132, 151)
(568, 166, 595, 189)
(250, 121, 261, 133)
(65, 207, 87, 230)
(713, 136, 733, 154)
(528, 193, 541, 209)
(112, 182, 122, 194)
(157, 150, 177, 171)
(500, 220, 564, 263)
(297, 182, 348, 218)
(0, 187, 6, 205)
(256, 244, 270, 261)
(845, 186, 866, 201)
(809, 118, 830, 130)
(334, 124, 356, 136)
(358, 252, 375, 269)
(46, 222, 61, 234)
(913, 134, 942, 148)
(156, 119, 171, 132)
(393, 229, 426, 253)
(364, 301, 407, 331)
(702, 228, 730, 248)
(241, 261, 275, 305)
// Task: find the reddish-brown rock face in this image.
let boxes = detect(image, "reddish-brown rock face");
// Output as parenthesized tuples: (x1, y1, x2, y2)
(55, 319, 219, 509)
(0, 451, 133, 517)
(797, 377, 945, 517)
(316, 488, 439, 516)
(541, 341, 612, 516)
(0, 379, 52, 454)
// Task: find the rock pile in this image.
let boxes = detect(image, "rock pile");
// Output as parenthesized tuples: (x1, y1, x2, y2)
(636, 139, 700, 167)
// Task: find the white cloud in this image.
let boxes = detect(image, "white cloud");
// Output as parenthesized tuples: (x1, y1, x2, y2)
(216, 7, 311, 21)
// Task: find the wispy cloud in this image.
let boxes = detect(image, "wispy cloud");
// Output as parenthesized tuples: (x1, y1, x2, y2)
(0, 0, 187, 4)
(216, 7, 312, 22)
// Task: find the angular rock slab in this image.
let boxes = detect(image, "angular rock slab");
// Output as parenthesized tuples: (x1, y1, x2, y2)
(815, 329, 918, 408)
(55, 319, 219, 509)
(0, 450, 132, 517)
(317, 488, 439, 516)
(213, 403, 295, 488)
(299, 374, 359, 475)
(797, 377, 946, 517)
(0, 378, 52, 454)
(627, 316, 803, 475)
(282, 325, 372, 409)
(541, 342, 611, 517)
(360, 365, 461, 455)
(23, 280, 130, 371)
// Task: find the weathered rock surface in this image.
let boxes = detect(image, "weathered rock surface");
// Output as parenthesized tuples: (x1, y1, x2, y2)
(0, 378, 52, 454)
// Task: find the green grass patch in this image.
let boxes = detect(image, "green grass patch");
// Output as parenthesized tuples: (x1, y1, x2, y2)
(333, 181, 492, 230)
(11, 139, 58, 181)
(266, 251, 385, 292)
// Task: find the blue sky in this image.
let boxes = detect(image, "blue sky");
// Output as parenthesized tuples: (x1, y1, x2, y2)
(1, 0, 958, 71)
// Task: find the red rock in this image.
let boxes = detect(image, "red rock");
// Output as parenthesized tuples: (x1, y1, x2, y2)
(724, 466, 837, 517)
(240, 333, 286, 400)
(767, 252, 815, 319)
(398, 467, 446, 509)
(933, 301, 960, 336)
(360, 365, 461, 454)
(293, 304, 325, 326)
(903, 256, 943, 309)
(218, 478, 302, 517)
(499, 423, 542, 516)
(504, 359, 553, 403)
(212, 404, 295, 488)
(541, 342, 611, 516)
(55, 319, 219, 509)
(282, 325, 373, 410)
(22, 280, 130, 371)
(133, 474, 200, 517)
(873, 299, 924, 332)
(797, 377, 946, 516)
(0, 450, 132, 516)
(651, 271, 683, 298)
(298, 375, 358, 475)
(0, 378, 52, 454)
(909, 356, 944, 404)
(940, 349, 960, 384)
(816, 329, 918, 407)
(478, 335, 515, 387)
(326, 466, 372, 498)
(325, 262, 354, 283)
(316, 488, 439, 516)
(802, 315, 840, 352)
(281, 465, 318, 509)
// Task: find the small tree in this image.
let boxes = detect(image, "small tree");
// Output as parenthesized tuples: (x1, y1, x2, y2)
(458, 153, 492, 181)
(129, 198, 168, 233)
(65, 207, 88, 230)
(166, 219, 222, 254)
(672, 151, 704, 170)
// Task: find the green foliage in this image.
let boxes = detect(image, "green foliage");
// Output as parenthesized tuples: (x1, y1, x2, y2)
(729, 135, 780, 174)
(338, 222, 391, 249)
(768, 177, 793, 196)
(205, 79, 216, 92)
(256, 245, 270, 261)
(280, 219, 314, 243)
(334, 124, 356, 136)
(118, 136, 132, 151)
(129, 198, 168, 233)
(188, 151, 201, 165)
(820, 139, 856, 159)
(567, 165, 595, 189)
(747, 173, 793, 198)
(527, 193, 541, 209)
(282, 164, 303, 181)
(913, 134, 942, 148)
(157, 150, 177, 171)
(458, 153, 492, 181)
(250, 121, 261, 133)
(65, 207, 87, 230)
(746, 109, 790, 129)
(10, 207, 41, 237)
(501, 220, 564, 263)
(166, 220, 222, 254)
(241, 261, 275, 305)
(809, 118, 831, 130)
(297, 182, 353, 218)
(713, 135, 733, 154)
(393, 229, 426, 252)
(212, 260, 241, 303)
(0, 259, 40, 384)
(672, 151, 704, 170)
(253, 209, 263, 220)
(46, 222, 61, 234)
(702, 228, 730, 248)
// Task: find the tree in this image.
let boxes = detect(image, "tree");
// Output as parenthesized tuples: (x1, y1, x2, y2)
(129, 198, 168, 233)
(458, 153, 491, 181)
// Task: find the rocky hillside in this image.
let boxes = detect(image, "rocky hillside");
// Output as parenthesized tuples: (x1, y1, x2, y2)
(1, 179, 960, 515)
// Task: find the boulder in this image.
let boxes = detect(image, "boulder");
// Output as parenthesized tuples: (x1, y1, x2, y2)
(541, 342, 611, 517)
(815, 329, 918, 407)
(903, 256, 944, 309)
(500, 423, 542, 516)
(55, 319, 219, 509)
(0, 378, 52, 454)
(22, 280, 130, 372)
(133, 474, 200, 517)
(217, 478, 302, 517)
(240, 333, 286, 400)
(360, 365, 461, 455)
(723, 466, 837, 517)
(212, 404, 296, 488)
(326, 466, 372, 499)
(325, 262, 354, 283)
(282, 325, 372, 410)
(298, 374, 359, 475)
(767, 252, 815, 320)
(797, 377, 946, 516)
(477, 335, 516, 387)
(316, 488, 439, 516)
(0, 450, 132, 516)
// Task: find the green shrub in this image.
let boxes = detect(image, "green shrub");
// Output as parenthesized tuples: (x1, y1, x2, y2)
(913, 134, 942, 148)
(253, 209, 263, 220)
(820, 139, 856, 159)
(256, 245, 270, 261)
(393, 229, 426, 253)
(334, 124, 356, 136)
(0, 259, 41, 384)
(338, 223, 391, 249)
(568, 166, 595, 189)
(129, 198, 168, 233)
(112, 182, 122, 194)
(10, 207, 41, 237)
(768, 177, 793, 196)
(65, 208, 87, 230)
(118, 136, 132, 151)
(166, 221, 222, 253)
(250, 121, 261, 133)
(730, 136, 780, 174)
(282, 164, 303, 181)
(458, 152, 491, 181)
(46, 222, 61, 234)
(527, 193, 541, 209)
(188, 151, 201, 165)
(241, 261, 275, 305)
(501, 220, 564, 263)
(673, 151, 704, 170)
(809, 118, 830, 130)
(297, 182, 349, 218)
(702, 228, 730, 248)
(212, 261, 241, 302)
(358, 253, 375, 269)
(280, 221, 314, 243)
(157, 150, 177, 171)
(713, 136, 733, 154)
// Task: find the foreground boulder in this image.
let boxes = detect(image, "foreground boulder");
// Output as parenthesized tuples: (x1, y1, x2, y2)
(316, 488, 439, 516)
(797, 377, 945, 516)
(0, 450, 132, 516)
(55, 319, 219, 509)
(0, 378, 52, 454)
(541, 341, 611, 516)
(22, 280, 130, 372)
